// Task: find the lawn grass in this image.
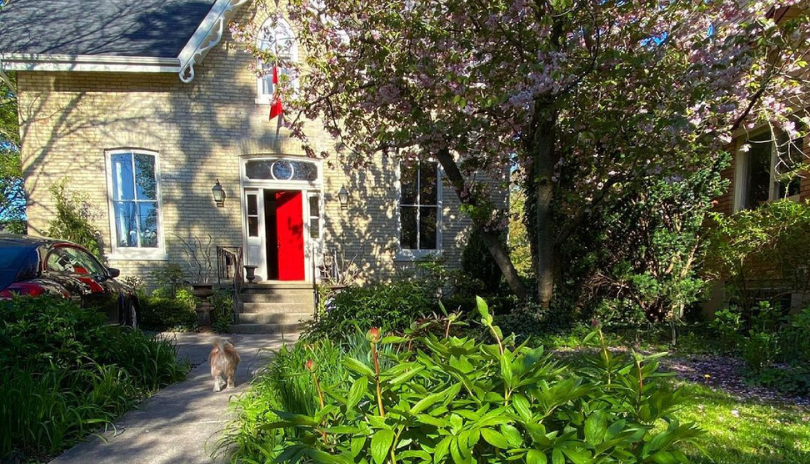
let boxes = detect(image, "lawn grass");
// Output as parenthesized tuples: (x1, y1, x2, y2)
(673, 382, 810, 464)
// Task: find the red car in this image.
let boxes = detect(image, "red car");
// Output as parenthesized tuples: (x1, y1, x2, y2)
(0, 235, 138, 327)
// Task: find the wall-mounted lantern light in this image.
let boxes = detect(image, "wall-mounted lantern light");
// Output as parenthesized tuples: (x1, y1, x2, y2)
(338, 185, 349, 208)
(212, 179, 226, 207)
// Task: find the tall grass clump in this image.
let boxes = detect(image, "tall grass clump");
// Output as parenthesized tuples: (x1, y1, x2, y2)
(0, 296, 189, 462)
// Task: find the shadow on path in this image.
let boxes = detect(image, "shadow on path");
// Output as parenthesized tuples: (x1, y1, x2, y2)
(49, 332, 297, 464)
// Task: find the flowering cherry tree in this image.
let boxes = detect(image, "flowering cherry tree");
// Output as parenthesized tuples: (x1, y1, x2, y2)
(233, 1, 810, 306)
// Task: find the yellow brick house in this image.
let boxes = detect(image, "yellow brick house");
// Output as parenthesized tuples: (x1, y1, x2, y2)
(0, 0, 505, 331)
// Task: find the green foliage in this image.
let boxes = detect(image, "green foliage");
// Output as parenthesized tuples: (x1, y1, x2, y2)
(302, 281, 436, 342)
(227, 298, 702, 464)
(0, 296, 188, 461)
(558, 158, 727, 323)
(47, 179, 103, 259)
(0, 218, 25, 234)
(704, 200, 810, 312)
(709, 303, 810, 393)
(139, 288, 199, 332)
(460, 228, 503, 294)
(0, 70, 24, 223)
(508, 187, 533, 279)
(150, 263, 186, 298)
(211, 289, 234, 333)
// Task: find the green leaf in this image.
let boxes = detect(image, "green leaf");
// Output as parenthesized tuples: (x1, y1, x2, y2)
(552, 448, 565, 464)
(345, 357, 376, 378)
(411, 389, 447, 415)
(512, 394, 532, 423)
(527, 450, 548, 464)
(584, 411, 607, 445)
(501, 424, 523, 447)
(351, 436, 367, 458)
(434, 436, 452, 463)
(650, 451, 679, 464)
(390, 365, 425, 385)
(347, 377, 368, 410)
(371, 429, 395, 464)
(480, 428, 510, 449)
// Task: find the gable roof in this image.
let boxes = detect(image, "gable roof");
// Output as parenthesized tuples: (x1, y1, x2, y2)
(0, 0, 217, 58)
(0, 0, 248, 81)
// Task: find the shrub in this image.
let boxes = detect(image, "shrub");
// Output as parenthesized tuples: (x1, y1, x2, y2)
(0, 296, 187, 461)
(139, 289, 198, 332)
(47, 179, 103, 259)
(301, 281, 436, 342)
(211, 289, 234, 333)
(226, 298, 702, 464)
(704, 199, 810, 313)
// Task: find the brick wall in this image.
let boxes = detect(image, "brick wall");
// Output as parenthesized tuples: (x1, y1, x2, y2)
(16, 4, 504, 286)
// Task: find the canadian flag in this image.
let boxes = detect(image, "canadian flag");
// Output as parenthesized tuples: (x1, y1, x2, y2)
(269, 65, 283, 121)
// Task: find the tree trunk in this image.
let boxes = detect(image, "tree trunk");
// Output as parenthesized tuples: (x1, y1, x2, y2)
(434, 148, 529, 300)
(526, 108, 559, 308)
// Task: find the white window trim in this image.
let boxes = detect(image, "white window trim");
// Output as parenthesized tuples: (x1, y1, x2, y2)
(255, 18, 299, 105)
(105, 149, 168, 261)
(733, 133, 802, 212)
(395, 160, 443, 261)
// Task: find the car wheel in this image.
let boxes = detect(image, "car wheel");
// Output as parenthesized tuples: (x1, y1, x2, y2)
(127, 301, 138, 329)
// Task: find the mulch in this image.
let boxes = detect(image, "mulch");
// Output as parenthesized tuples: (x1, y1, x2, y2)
(661, 354, 810, 409)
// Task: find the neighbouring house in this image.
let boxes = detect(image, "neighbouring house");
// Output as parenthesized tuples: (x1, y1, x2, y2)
(0, 0, 506, 331)
(701, 5, 810, 314)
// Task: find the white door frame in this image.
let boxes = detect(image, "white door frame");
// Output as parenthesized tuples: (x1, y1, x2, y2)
(239, 156, 324, 283)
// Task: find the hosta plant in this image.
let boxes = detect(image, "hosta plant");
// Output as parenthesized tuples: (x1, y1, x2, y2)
(250, 297, 701, 463)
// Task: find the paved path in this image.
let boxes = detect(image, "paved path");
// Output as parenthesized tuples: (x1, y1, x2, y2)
(50, 332, 297, 464)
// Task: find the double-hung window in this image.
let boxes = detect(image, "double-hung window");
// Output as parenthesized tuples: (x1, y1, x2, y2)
(107, 150, 163, 259)
(735, 129, 803, 211)
(399, 161, 441, 256)
(256, 18, 298, 104)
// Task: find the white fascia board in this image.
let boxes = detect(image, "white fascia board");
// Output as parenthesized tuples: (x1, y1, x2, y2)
(0, 53, 180, 73)
(177, 0, 250, 83)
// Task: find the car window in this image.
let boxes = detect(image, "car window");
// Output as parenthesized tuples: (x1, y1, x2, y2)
(46, 247, 106, 276)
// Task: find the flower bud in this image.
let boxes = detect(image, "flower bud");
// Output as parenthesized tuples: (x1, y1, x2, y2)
(366, 327, 380, 343)
(590, 318, 601, 328)
(305, 359, 316, 371)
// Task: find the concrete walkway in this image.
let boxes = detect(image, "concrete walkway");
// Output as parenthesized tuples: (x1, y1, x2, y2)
(50, 332, 297, 464)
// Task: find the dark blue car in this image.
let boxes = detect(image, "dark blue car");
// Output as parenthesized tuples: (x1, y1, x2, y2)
(0, 235, 138, 327)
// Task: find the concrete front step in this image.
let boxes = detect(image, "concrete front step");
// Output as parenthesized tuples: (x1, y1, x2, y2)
(237, 311, 313, 325)
(239, 292, 314, 305)
(230, 323, 304, 334)
(240, 302, 313, 314)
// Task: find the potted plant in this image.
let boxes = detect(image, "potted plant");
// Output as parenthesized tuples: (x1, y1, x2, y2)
(177, 234, 215, 293)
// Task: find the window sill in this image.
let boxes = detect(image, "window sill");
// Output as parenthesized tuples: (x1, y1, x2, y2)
(108, 250, 169, 261)
(395, 249, 443, 261)
(255, 97, 271, 105)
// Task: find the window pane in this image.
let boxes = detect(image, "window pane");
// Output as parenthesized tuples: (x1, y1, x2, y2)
(400, 206, 417, 249)
(309, 195, 320, 218)
(293, 161, 318, 181)
(248, 217, 259, 237)
(745, 134, 772, 209)
(245, 160, 273, 180)
(310, 218, 320, 238)
(420, 162, 438, 205)
(113, 201, 138, 247)
(419, 207, 437, 249)
(65, 248, 105, 275)
(247, 194, 258, 216)
(139, 202, 159, 248)
(401, 163, 418, 204)
(111, 154, 134, 201)
(134, 154, 156, 200)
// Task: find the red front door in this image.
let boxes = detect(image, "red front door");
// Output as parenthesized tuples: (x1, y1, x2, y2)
(275, 191, 305, 280)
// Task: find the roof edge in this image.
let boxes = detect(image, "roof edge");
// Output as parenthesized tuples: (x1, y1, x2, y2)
(177, 0, 251, 83)
(0, 53, 181, 73)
